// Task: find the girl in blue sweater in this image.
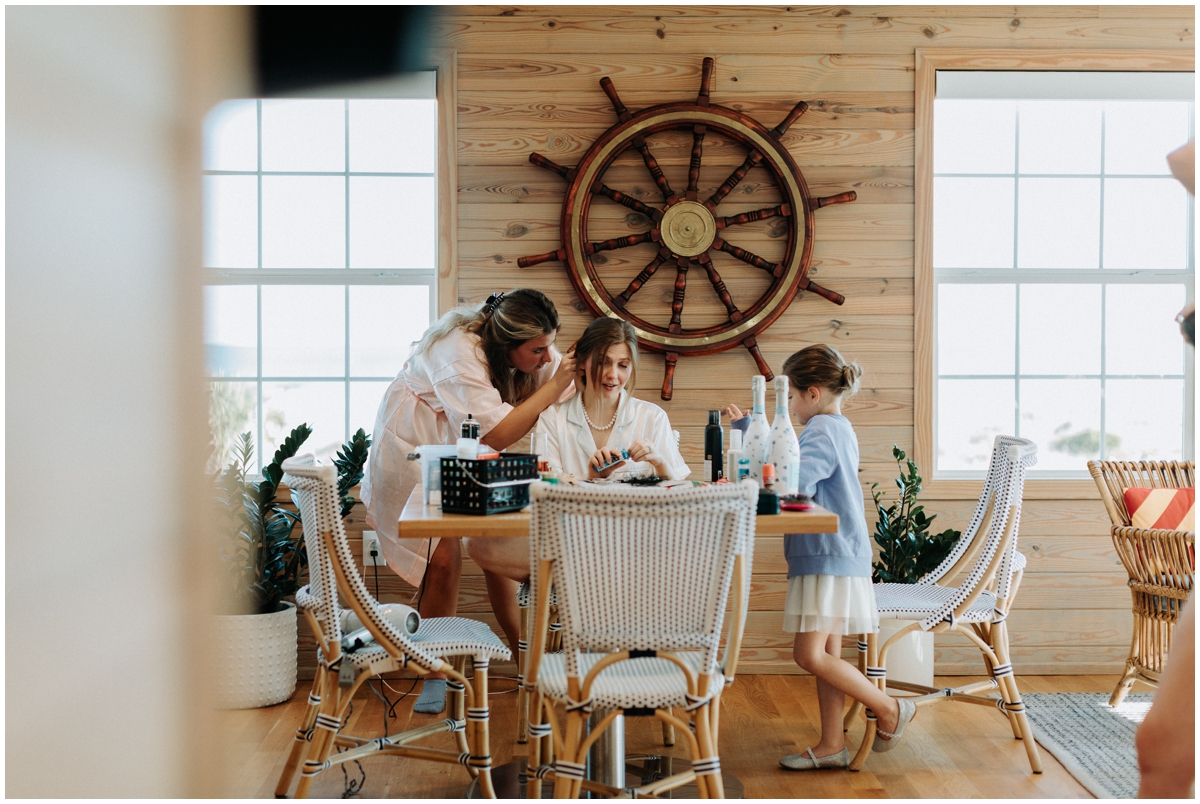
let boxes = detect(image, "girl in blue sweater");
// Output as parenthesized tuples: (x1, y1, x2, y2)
(730, 344, 915, 770)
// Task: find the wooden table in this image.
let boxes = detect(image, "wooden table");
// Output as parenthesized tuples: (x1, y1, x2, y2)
(398, 487, 839, 538)
(399, 484, 837, 798)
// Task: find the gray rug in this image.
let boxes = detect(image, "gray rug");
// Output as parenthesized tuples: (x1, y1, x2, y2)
(1024, 692, 1153, 799)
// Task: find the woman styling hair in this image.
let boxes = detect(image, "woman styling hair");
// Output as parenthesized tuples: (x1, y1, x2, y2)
(361, 288, 576, 713)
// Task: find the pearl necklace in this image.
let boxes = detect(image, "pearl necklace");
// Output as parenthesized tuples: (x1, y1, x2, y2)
(581, 396, 619, 431)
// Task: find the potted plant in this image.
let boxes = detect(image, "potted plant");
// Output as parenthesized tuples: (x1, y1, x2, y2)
(870, 445, 961, 686)
(210, 425, 371, 709)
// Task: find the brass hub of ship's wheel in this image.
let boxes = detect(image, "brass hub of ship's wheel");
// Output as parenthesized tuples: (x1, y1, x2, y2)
(518, 57, 857, 400)
(659, 201, 716, 257)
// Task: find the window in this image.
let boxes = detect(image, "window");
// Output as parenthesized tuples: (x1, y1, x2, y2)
(203, 75, 437, 470)
(930, 70, 1194, 477)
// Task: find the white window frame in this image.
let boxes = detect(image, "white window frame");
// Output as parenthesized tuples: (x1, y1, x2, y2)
(914, 49, 1196, 498)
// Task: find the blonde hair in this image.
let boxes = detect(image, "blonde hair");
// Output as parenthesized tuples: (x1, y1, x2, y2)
(410, 288, 560, 404)
(575, 317, 639, 394)
(782, 344, 862, 398)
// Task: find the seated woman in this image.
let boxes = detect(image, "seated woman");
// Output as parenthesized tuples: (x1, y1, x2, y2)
(465, 316, 689, 582)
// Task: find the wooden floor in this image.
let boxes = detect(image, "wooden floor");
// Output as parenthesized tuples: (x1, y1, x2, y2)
(224, 674, 1119, 799)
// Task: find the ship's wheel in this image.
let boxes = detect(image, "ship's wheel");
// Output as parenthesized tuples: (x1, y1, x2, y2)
(517, 57, 856, 400)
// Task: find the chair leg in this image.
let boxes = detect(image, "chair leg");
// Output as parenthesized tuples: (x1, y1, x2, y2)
(517, 599, 530, 744)
(691, 701, 722, 798)
(992, 624, 1042, 774)
(468, 659, 497, 798)
(294, 684, 343, 799)
(527, 691, 545, 800)
(843, 634, 867, 732)
(1109, 660, 1140, 707)
(849, 632, 878, 772)
(275, 672, 325, 798)
(554, 706, 584, 799)
(451, 658, 472, 761)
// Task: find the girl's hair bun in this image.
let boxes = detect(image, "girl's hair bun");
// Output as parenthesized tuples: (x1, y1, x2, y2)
(782, 344, 862, 398)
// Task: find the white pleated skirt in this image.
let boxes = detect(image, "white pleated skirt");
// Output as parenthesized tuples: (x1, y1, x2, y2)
(783, 574, 879, 635)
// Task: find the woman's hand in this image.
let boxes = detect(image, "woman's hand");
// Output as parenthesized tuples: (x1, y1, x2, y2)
(627, 438, 668, 476)
(587, 446, 627, 478)
(725, 403, 748, 424)
(552, 342, 578, 391)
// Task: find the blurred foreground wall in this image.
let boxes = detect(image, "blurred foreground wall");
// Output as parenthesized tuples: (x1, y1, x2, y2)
(6, 6, 249, 796)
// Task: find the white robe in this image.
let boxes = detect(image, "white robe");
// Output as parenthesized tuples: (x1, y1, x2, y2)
(361, 328, 568, 586)
(535, 390, 690, 481)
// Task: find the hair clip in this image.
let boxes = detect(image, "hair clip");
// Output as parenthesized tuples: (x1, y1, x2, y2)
(483, 292, 506, 315)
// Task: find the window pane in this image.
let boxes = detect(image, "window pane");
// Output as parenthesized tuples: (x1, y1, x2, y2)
(349, 99, 436, 174)
(260, 99, 344, 172)
(203, 99, 257, 172)
(1017, 178, 1100, 269)
(203, 175, 257, 268)
(1018, 100, 1102, 175)
(1106, 284, 1187, 376)
(1104, 101, 1191, 175)
(262, 381, 346, 465)
(932, 177, 1014, 268)
(261, 285, 345, 377)
(1021, 378, 1102, 471)
(350, 381, 391, 438)
(937, 284, 1015, 375)
(933, 100, 1015, 174)
(208, 381, 258, 472)
(937, 379, 1015, 471)
(348, 177, 436, 269)
(261, 176, 345, 269)
(1103, 178, 1189, 270)
(204, 285, 257, 377)
(349, 285, 430, 377)
(1106, 379, 1184, 462)
(1019, 284, 1101, 375)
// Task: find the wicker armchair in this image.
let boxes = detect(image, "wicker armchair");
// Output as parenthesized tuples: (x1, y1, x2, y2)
(523, 480, 757, 798)
(1087, 460, 1195, 706)
(848, 438, 1042, 774)
(274, 455, 511, 799)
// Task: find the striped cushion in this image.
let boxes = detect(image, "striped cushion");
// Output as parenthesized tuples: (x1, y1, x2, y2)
(1123, 487, 1195, 531)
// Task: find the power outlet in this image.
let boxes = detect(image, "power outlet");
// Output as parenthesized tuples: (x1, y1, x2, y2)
(362, 530, 386, 567)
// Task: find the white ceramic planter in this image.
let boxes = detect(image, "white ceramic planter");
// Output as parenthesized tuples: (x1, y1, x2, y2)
(877, 617, 935, 688)
(212, 601, 297, 709)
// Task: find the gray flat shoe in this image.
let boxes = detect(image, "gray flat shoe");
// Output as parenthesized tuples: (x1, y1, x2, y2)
(872, 697, 916, 753)
(779, 747, 850, 771)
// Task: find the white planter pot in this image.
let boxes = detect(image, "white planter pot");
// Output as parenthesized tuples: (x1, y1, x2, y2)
(212, 601, 297, 709)
(877, 617, 935, 688)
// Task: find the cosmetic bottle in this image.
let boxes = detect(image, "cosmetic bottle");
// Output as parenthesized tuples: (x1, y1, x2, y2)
(744, 375, 771, 485)
(704, 410, 724, 482)
(765, 375, 801, 495)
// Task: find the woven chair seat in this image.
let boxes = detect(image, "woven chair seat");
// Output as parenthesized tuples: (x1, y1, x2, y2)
(874, 583, 999, 624)
(537, 651, 723, 711)
(325, 615, 511, 668)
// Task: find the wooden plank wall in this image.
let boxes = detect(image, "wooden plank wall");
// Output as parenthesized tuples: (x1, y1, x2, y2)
(297, 5, 1193, 679)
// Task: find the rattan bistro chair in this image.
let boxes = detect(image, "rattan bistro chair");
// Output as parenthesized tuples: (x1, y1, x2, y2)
(1087, 460, 1195, 706)
(523, 481, 758, 799)
(848, 438, 1042, 775)
(274, 455, 511, 799)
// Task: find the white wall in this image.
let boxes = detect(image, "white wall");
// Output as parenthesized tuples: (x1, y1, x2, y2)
(6, 6, 248, 796)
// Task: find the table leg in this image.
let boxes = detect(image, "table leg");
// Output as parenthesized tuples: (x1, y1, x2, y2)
(588, 709, 625, 792)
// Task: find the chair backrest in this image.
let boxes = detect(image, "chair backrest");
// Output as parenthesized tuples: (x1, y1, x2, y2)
(920, 438, 1037, 631)
(1087, 460, 1196, 527)
(919, 435, 1030, 587)
(282, 454, 437, 671)
(529, 480, 757, 679)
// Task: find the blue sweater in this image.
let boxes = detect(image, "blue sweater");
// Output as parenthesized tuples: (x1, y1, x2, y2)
(735, 413, 871, 577)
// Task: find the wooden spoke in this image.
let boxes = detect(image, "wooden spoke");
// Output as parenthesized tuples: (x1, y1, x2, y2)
(633, 135, 678, 205)
(613, 248, 671, 309)
(585, 230, 658, 255)
(687, 124, 707, 201)
(742, 336, 775, 380)
(697, 57, 714, 107)
(772, 100, 809, 138)
(528, 152, 577, 181)
(599, 76, 632, 122)
(592, 183, 661, 220)
(668, 256, 690, 334)
(800, 277, 846, 305)
(716, 203, 792, 229)
(813, 191, 858, 209)
(696, 252, 742, 323)
(705, 151, 763, 210)
(712, 236, 783, 278)
(517, 248, 566, 269)
(661, 351, 680, 401)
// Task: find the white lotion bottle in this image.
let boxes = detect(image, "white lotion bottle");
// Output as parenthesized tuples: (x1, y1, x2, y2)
(765, 375, 801, 495)
(744, 375, 771, 485)
(726, 428, 745, 483)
